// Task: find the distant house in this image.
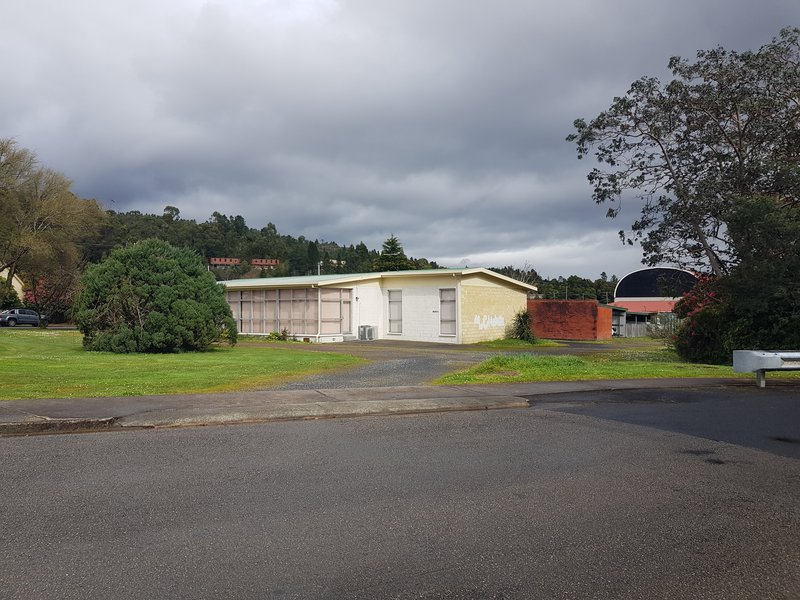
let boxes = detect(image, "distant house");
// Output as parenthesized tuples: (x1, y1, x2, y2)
(250, 258, 280, 269)
(0, 268, 25, 299)
(222, 268, 537, 343)
(209, 258, 280, 270)
(209, 257, 242, 268)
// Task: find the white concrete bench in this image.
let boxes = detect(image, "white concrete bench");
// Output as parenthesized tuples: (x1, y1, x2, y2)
(733, 350, 800, 387)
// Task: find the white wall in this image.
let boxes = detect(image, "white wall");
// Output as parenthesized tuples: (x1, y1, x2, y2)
(376, 276, 462, 344)
(350, 281, 384, 338)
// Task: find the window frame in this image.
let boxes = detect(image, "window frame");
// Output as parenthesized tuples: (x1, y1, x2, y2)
(228, 287, 352, 336)
(439, 288, 457, 336)
(387, 289, 402, 334)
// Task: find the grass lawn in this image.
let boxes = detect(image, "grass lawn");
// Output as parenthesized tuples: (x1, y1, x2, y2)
(0, 329, 365, 400)
(435, 343, 800, 384)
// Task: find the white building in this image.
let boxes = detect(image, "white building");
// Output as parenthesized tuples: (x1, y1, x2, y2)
(223, 268, 536, 344)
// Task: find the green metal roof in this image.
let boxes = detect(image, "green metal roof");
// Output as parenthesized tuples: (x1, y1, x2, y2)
(221, 267, 537, 291)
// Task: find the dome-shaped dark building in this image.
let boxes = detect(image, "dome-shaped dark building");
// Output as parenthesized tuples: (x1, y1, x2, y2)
(614, 268, 698, 306)
(611, 267, 698, 336)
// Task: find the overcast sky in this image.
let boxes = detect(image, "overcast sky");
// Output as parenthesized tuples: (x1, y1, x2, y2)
(2, 1, 796, 278)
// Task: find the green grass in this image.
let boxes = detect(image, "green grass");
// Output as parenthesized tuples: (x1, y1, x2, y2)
(0, 329, 364, 400)
(435, 345, 798, 384)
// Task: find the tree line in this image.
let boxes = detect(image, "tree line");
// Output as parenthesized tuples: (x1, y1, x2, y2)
(491, 266, 619, 304)
(3, 142, 618, 320)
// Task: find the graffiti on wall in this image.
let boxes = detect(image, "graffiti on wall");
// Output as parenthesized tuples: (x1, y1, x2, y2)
(474, 314, 506, 330)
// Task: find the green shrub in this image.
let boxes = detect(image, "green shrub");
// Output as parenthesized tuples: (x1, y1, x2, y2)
(75, 239, 237, 353)
(672, 197, 800, 364)
(267, 329, 289, 341)
(671, 275, 726, 363)
(507, 310, 537, 344)
(672, 303, 730, 364)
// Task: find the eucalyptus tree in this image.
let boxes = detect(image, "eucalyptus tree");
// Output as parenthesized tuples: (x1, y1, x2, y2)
(0, 138, 105, 313)
(568, 27, 800, 276)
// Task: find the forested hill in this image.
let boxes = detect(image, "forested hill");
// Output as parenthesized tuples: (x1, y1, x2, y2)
(92, 208, 619, 301)
(93, 207, 439, 277)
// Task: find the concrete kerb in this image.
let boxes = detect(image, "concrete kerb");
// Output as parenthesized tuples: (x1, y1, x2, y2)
(0, 417, 120, 436)
(117, 396, 530, 429)
(0, 378, 744, 436)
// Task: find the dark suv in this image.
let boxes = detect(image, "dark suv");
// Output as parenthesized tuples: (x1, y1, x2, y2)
(0, 308, 47, 327)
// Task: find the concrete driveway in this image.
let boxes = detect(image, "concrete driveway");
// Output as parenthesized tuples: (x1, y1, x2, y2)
(244, 338, 620, 389)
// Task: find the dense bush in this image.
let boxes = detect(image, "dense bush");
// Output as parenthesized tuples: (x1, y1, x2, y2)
(673, 277, 800, 364)
(672, 197, 800, 364)
(672, 277, 730, 364)
(507, 310, 537, 343)
(75, 239, 237, 353)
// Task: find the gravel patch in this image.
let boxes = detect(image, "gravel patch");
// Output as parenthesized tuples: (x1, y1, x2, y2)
(261, 339, 619, 389)
(273, 354, 491, 389)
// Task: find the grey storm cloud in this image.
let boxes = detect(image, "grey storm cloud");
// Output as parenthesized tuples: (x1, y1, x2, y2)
(1, 0, 797, 277)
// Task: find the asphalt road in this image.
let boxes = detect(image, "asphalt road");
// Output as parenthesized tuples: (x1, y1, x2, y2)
(2, 387, 798, 600)
(530, 383, 800, 459)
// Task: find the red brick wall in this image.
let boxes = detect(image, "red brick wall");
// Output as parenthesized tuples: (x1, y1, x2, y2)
(596, 304, 613, 340)
(527, 300, 613, 340)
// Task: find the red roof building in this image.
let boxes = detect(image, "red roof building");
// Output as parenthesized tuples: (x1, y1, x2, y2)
(250, 258, 280, 268)
(610, 300, 678, 313)
(209, 257, 242, 267)
(610, 267, 698, 314)
(608, 267, 699, 336)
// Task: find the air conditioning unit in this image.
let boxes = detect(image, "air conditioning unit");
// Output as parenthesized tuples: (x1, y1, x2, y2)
(358, 325, 376, 340)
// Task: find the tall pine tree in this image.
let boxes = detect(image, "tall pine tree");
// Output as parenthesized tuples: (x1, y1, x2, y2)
(374, 235, 411, 271)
